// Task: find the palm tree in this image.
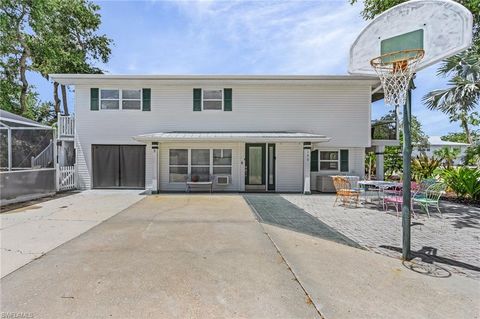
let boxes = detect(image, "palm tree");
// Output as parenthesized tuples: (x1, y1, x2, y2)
(434, 147, 461, 169)
(423, 46, 480, 144)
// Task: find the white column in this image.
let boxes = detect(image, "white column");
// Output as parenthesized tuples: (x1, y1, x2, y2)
(54, 138, 59, 191)
(303, 142, 311, 195)
(152, 142, 159, 194)
(376, 145, 385, 181)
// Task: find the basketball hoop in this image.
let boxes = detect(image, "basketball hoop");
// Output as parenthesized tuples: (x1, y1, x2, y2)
(370, 49, 425, 107)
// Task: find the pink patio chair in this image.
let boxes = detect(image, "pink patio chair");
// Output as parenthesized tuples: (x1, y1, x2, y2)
(382, 186, 416, 218)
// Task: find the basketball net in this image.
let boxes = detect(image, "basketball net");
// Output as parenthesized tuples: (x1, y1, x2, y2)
(370, 49, 425, 107)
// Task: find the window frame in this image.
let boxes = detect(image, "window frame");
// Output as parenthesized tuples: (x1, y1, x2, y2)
(99, 88, 142, 111)
(190, 149, 211, 182)
(213, 149, 232, 176)
(168, 149, 189, 183)
(202, 89, 224, 111)
(168, 148, 233, 184)
(318, 150, 340, 172)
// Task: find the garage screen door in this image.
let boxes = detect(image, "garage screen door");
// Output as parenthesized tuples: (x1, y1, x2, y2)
(92, 145, 145, 189)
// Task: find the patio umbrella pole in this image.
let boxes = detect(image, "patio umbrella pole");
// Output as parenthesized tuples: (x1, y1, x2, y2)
(401, 86, 413, 260)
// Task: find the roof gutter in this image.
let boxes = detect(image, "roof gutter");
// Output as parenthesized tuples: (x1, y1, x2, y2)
(50, 73, 380, 85)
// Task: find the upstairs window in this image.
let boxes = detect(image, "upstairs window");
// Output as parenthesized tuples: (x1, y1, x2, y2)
(100, 89, 142, 110)
(122, 89, 141, 110)
(203, 89, 223, 110)
(100, 89, 119, 109)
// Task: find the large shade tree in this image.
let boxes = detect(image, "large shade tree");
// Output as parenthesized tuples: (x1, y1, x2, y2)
(0, 0, 112, 119)
(0, 0, 33, 114)
(30, 0, 112, 115)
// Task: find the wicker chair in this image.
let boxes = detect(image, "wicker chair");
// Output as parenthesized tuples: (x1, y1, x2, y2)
(332, 176, 361, 207)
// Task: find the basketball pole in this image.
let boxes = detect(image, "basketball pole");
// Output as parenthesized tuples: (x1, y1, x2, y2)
(401, 82, 413, 260)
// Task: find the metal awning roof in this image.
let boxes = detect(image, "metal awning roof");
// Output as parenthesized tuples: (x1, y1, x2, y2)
(134, 131, 331, 143)
(0, 110, 52, 129)
(428, 136, 470, 146)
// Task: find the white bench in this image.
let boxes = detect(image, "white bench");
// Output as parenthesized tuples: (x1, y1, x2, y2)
(185, 175, 213, 193)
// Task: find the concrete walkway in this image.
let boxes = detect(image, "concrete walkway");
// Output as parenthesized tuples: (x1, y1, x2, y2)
(0, 195, 319, 318)
(0, 190, 145, 278)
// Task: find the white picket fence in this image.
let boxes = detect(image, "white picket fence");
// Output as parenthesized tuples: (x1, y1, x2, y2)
(58, 166, 75, 191)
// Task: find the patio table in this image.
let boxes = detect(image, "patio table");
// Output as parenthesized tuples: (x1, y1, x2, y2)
(357, 180, 402, 206)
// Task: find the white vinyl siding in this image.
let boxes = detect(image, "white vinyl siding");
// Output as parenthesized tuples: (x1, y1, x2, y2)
(276, 143, 303, 192)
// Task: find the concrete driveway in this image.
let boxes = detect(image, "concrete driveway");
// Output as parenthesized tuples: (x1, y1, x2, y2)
(1, 190, 145, 278)
(0, 195, 319, 318)
(1, 194, 478, 319)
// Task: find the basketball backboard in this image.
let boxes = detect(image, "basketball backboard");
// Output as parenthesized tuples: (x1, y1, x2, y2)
(349, 0, 473, 75)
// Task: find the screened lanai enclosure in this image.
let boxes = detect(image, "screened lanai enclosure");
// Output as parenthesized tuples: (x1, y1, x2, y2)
(0, 110, 56, 205)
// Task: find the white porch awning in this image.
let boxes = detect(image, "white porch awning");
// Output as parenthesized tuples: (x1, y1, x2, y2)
(133, 131, 331, 143)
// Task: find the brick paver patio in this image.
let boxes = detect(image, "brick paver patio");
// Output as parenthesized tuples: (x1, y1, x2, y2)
(282, 194, 480, 280)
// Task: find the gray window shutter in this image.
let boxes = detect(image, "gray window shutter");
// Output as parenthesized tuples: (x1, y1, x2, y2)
(224, 88, 232, 111)
(193, 88, 202, 111)
(142, 88, 151, 111)
(340, 149, 349, 172)
(310, 150, 318, 172)
(90, 88, 99, 111)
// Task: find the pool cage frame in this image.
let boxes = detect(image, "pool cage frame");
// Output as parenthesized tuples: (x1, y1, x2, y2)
(0, 110, 54, 171)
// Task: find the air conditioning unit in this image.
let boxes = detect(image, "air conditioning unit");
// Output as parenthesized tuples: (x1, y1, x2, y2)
(216, 176, 230, 185)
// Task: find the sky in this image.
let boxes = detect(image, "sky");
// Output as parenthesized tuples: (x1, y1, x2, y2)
(30, 0, 469, 137)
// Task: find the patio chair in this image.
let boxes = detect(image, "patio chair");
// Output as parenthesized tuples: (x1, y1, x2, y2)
(382, 183, 424, 218)
(332, 176, 361, 208)
(415, 178, 437, 196)
(382, 187, 416, 218)
(412, 182, 446, 217)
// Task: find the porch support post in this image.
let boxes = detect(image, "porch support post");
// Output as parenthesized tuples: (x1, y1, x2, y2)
(151, 142, 159, 194)
(375, 145, 385, 181)
(303, 142, 311, 195)
(54, 137, 59, 191)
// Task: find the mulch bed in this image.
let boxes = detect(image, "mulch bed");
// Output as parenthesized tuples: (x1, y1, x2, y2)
(441, 193, 480, 207)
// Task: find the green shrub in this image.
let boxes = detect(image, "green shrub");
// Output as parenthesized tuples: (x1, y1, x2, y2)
(411, 154, 441, 182)
(441, 167, 480, 200)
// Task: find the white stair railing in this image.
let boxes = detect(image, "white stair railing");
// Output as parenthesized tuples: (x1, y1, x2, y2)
(31, 140, 54, 168)
(58, 113, 75, 138)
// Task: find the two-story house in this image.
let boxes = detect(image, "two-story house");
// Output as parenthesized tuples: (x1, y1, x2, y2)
(51, 74, 389, 193)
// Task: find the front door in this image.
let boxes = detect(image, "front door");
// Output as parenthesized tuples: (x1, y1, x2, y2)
(245, 144, 266, 191)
